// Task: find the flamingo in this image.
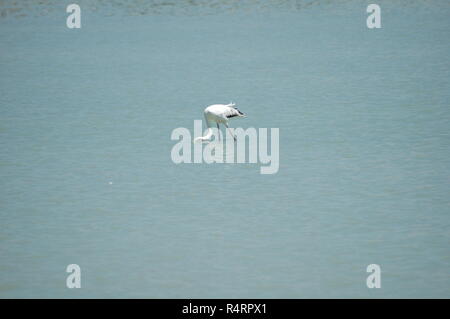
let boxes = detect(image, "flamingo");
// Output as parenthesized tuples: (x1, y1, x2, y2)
(194, 102, 245, 143)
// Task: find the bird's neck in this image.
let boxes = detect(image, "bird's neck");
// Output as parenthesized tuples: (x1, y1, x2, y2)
(202, 128, 213, 140)
(194, 127, 213, 142)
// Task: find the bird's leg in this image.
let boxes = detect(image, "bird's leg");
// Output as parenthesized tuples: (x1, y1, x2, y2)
(224, 123, 237, 142)
(216, 123, 220, 141)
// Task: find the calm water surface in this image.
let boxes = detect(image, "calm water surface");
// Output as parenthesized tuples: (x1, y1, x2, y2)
(0, 0, 449, 298)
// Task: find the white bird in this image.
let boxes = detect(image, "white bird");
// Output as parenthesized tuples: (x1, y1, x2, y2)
(194, 102, 245, 143)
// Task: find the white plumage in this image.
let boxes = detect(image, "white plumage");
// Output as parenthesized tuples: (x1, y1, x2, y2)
(194, 102, 245, 142)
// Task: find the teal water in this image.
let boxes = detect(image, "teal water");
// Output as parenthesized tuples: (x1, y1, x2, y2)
(1, 0, 449, 298)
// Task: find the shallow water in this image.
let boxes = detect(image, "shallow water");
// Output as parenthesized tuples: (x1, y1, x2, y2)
(0, 0, 449, 298)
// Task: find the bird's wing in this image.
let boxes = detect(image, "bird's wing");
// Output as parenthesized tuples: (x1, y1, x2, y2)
(224, 106, 245, 118)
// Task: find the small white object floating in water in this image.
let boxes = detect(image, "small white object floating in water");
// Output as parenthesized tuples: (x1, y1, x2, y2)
(193, 102, 245, 143)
